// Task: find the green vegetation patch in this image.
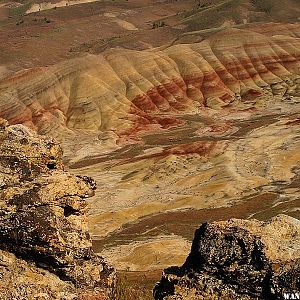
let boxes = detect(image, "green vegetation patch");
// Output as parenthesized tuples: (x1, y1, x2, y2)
(183, 0, 243, 31)
(9, 3, 31, 16)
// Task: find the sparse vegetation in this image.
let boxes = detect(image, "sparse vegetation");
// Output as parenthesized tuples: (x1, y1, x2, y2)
(112, 270, 160, 300)
(9, 3, 31, 16)
(184, 0, 242, 31)
(152, 20, 166, 29)
(251, 0, 273, 13)
(16, 19, 24, 25)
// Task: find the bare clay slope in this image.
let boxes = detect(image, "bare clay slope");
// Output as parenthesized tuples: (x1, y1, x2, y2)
(0, 24, 300, 137)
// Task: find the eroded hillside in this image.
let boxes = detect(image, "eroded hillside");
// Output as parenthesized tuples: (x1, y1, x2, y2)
(0, 0, 300, 298)
(0, 24, 300, 136)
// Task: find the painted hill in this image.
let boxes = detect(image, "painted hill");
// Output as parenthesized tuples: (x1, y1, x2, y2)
(0, 24, 299, 137)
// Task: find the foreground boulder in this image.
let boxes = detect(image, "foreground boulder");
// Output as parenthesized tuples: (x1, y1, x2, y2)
(154, 215, 300, 300)
(0, 119, 115, 299)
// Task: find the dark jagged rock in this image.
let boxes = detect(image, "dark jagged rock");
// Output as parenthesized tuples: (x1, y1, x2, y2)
(0, 119, 115, 299)
(154, 216, 300, 300)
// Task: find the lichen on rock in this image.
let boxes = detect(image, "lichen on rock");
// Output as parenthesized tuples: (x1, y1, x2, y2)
(0, 119, 115, 299)
(154, 215, 300, 300)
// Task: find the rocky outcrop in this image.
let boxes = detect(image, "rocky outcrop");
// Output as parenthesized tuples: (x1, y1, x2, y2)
(154, 215, 300, 300)
(0, 25, 300, 136)
(0, 119, 115, 299)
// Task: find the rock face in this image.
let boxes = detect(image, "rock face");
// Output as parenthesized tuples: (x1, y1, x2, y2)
(0, 119, 115, 299)
(154, 215, 300, 300)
